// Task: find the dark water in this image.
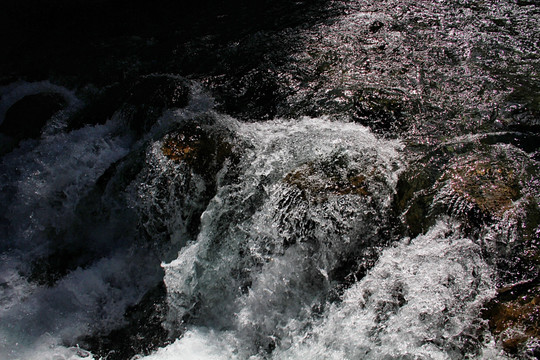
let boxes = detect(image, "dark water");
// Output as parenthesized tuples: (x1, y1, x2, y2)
(0, 1, 539, 359)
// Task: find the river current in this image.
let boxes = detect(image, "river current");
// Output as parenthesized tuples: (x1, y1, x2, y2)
(0, 0, 539, 359)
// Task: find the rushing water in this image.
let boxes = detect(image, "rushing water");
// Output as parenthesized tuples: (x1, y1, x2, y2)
(0, 83, 513, 360)
(1, 0, 539, 359)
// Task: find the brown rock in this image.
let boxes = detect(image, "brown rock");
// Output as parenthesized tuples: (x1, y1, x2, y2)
(483, 280, 540, 355)
(284, 161, 369, 201)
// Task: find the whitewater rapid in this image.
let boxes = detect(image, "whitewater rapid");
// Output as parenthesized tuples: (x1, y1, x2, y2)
(0, 82, 508, 360)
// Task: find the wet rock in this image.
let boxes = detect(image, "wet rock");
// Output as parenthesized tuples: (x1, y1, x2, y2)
(483, 279, 540, 356)
(393, 143, 539, 359)
(282, 151, 392, 206)
(275, 150, 397, 306)
(352, 88, 407, 136)
(395, 140, 540, 355)
(80, 282, 170, 360)
(284, 162, 369, 201)
(436, 156, 521, 218)
(132, 119, 241, 255)
(394, 148, 451, 237)
(0, 92, 67, 141)
(495, 197, 540, 287)
(69, 75, 190, 134)
(394, 141, 534, 237)
(161, 122, 235, 179)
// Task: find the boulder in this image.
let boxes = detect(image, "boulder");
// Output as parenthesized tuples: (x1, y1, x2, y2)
(394, 141, 533, 236)
(284, 162, 369, 202)
(483, 279, 540, 356)
(394, 139, 540, 356)
(161, 123, 235, 179)
(0, 92, 67, 141)
(69, 75, 190, 135)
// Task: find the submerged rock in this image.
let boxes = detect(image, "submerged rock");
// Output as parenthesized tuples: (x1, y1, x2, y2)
(434, 154, 521, 220)
(80, 282, 170, 360)
(394, 138, 540, 356)
(395, 141, 535, 236)
(136, 118, 241, 255)
(0, 92, 67, 153)
(161, 123, 235, 177)
(278, 150, 397, 296)
(69, 74, 190, 134)
(281, 151, 391, 202)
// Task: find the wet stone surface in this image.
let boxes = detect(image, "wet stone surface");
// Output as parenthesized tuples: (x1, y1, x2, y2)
(68, 74, 190, 134)
(80, 282, 170, 360)
(0, 92, 68, 154)
(483, 279, 540, 356)
(284, 162, 369, 200)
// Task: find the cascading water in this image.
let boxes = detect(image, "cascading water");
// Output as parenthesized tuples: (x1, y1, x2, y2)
(157, 116, 403, 355)
(1, 0, 539, 359)
(145, 221, 501, 360)
(0, 86, 510, 359)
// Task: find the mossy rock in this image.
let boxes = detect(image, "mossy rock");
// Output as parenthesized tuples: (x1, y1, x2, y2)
(284, 164, 368, 198)
(394, 141, 535, 237)
(137, 120, 241, 248)
(436, 155, 521, 217)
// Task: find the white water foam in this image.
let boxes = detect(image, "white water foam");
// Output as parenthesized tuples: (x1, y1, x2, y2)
(275, 220, 500, 359)
(0, 115, 141, 359)
(0, 108, 507, 359)
(136, 115, 505, 359)
(144, 116, 427, 359)
(143, 221, 504, 360)
(0, 80, 220, 360)
(0, 121, 133, 252)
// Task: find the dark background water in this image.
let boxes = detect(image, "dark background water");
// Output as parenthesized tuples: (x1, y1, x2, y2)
(0, 0, 332, 85)
(3, 0, 539, 135)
